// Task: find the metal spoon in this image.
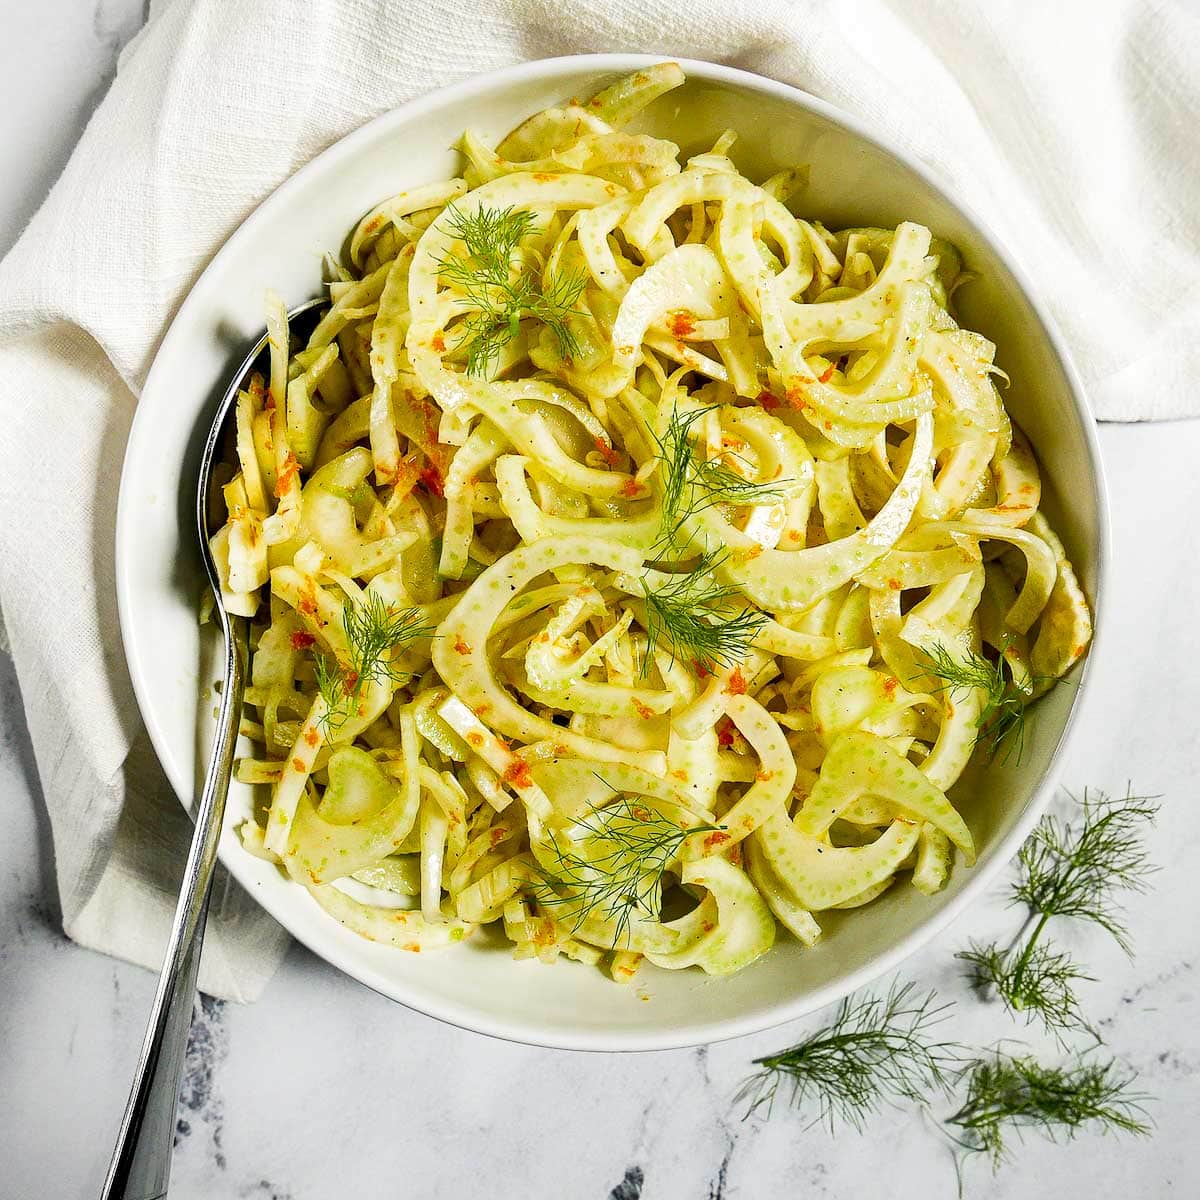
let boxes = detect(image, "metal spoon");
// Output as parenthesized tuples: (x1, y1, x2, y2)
(102, 297, 328, 1200)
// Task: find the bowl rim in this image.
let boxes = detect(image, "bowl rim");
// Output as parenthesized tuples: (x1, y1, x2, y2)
(115, 51, 1111, 1052)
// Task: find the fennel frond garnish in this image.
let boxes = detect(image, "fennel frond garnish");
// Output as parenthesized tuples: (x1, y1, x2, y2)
(637, 409, 788, 675)
(313, 594, 434, 731)
(437, 203, 586, 378)
(947, 1051, 1151, 1169)
(641, 551, 768, 673)
(921, 642, 1048, 764)
(957, 940, 1095, 1041)
(531, 796, 720, 947)
(313, 652, 352, 730)
(958, 787, 1159, 1040)
(652, 404, 794, 554)
(741, 983, 961, 1129)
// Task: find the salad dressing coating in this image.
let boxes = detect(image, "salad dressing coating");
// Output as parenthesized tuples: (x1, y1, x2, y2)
(214, 64, 1092, 982)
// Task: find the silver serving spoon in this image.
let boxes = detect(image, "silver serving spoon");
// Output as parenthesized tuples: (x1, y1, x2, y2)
(102, 297, 328, 1200)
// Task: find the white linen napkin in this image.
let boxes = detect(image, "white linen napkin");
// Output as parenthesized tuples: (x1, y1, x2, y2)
(1, 0, 1195, 1001)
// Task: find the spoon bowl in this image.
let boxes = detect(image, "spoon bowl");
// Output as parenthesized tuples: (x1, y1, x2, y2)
(102, 297, 326, 1200)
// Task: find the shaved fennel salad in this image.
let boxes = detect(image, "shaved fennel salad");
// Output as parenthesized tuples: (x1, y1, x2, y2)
(211, 63, 1093, 982)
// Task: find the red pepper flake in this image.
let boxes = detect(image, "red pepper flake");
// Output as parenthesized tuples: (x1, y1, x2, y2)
(291, 757, 306, 772)
(716, 719, 736, 747)
(818, 363, 835, 384)
(453, 635, 472, 655)
(402, 943, 422, 953)
(290, 631, 316, 650)
(755, 769, 774, 782)
(503, 759, 535, 790)
(671, 769, 689, 782)
(726, 668, 748, 696)
(631, 805, 652, 822)
(466, 731, 484, 748)
(618, 477, 643, 499)
(490, 827, 508, 848)
(883, 676, 899, 698)
(593, 435, 620, 467)
(303, 728, 319, 748)
(756, 390, 781, 411)
(362, 214, 383, 235)
(474, 702, 492, 716)
(701, 921, 716, 933)
(785, 387, 809, 411)
(1020, 482, 1037, 495)
(343, 669, 360, 692)
(631, 698, 654, 720)
(786, 530, 804, 544)
(418, 464, 445, 497)
(668, 310, 696, 338)
(692, 660, 710, 680)
(887, 577, 902, 591)
(823, 419, 833, 431)
(431, 333, 446, 353)
(274, 452, 299, 499)
(703, 831, 731, 852)
(298, 584, 318, 616)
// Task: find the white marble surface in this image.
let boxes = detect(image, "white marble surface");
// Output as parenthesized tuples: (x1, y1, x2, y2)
(1, 6, 1198, 1200)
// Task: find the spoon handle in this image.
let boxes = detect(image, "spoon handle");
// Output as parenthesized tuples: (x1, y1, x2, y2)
(101, 614, 249, 1200)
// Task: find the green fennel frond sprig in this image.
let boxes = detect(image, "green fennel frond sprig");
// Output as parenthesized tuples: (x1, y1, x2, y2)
(741, 983, 962, 1131)
(1012, 787, 1160, 949)
(437, 204, 587, 378)
(957, 787, 1160, 1041)
(958, 940, 1096, 1042)
(641, 551, 769, 674)
(530, 795, 720, 948)
(313, 594, 434, 733)
(947, 1051, 1151, 1170)
(650, 404, 795, 556)
(343, 592, 433, 690)
(637, 403, 793, 674)
(920, 642, 1050, 765)
(313, 653, 352, 733)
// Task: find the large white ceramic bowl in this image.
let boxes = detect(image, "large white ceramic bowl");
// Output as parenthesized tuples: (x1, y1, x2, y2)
(115, 54, 1108, 1051)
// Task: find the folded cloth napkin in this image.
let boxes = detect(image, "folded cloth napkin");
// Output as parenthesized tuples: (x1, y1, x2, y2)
(1, 0, 1195, 1001)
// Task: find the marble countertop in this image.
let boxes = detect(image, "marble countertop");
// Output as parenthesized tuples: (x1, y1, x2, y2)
(1, 6, 1197, 1200)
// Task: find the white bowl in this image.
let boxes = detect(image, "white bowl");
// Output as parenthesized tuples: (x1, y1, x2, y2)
(115, 53, 1109, 1051)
